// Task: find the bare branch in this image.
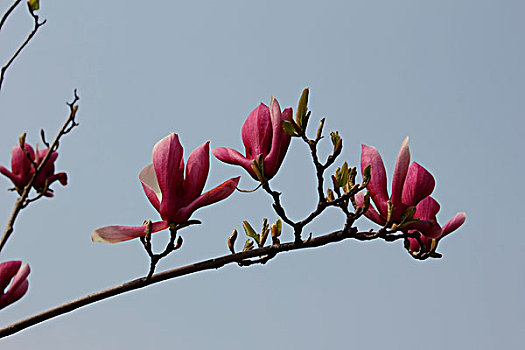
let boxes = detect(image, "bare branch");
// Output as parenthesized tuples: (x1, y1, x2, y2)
(0, 2, 46, 93)
(0, 0, 22, 34)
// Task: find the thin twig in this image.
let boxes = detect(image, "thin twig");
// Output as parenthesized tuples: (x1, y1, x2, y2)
(0, 2, 46, 93)
(0, 0, 22, 34)
(0, 91, 79, 253)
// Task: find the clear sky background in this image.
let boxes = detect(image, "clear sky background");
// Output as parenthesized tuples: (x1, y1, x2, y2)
(0, 1, 523, 349)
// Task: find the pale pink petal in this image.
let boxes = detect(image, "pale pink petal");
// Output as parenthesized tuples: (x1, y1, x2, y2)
(264, 99, 292, 179)
(174, 177, 240, 223)
(361, 144, 389, 216)
(241, 103, 272, 159)
(390, 137, 410, 217)
(442, 212, 466, 237)
(153, 134, 184, 220)
(139, 164, 161, 212)
(354, 192, 386, 225)
(91, 220, 169, 243)
(401, 162, 435, 207)
(212, 147, 256, 179)
(183, 142, 210, 204)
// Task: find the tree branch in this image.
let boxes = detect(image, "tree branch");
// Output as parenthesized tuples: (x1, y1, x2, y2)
(0, 91, 79, 253)
(0, 0, 22, 34)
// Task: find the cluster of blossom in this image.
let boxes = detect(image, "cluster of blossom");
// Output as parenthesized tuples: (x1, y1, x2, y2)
(0, 94, 465, 312)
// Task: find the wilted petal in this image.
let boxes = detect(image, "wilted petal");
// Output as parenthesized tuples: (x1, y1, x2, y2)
(91, 220, 169, 243)
(442, 212, 466, 237)
(241, 103, 272, 159)
(401, 162, 435, 207)
(361, 144, 389, 216)
(183, 142, 210, 204)
(174, 177, 240, 223)
(153, 134, 184, 220)
(212, 147, 256, 178)
(354, 192, 386, 225)
(390, 137, 410, 217)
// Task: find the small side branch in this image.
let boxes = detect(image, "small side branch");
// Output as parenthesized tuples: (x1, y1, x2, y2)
(0, 0, 23, 34)
(0, 2, 46, 92)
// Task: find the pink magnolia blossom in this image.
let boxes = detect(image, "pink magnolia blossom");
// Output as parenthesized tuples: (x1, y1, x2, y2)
(0, 261, 30, 310)
(405, 197, 466, 252)
(212, 97, 293, 180)
(355, 137, 442, 238)
(0, 143, 67, 196)
(92, 133, 240, 243)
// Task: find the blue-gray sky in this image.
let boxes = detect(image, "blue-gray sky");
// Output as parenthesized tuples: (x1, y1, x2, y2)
(0, 1, 523, 349)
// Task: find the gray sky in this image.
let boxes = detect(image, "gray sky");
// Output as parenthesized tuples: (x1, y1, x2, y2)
(0, 1, 523, 349)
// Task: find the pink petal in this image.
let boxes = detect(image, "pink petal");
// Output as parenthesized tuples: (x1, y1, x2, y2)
(153, 134, 184, 220)
(139, 163, 161, 212)
(0, 166, 20, 188)
(0, 261, 22, 291)
(390, 137, 410, 218)
(442, 212, 466, 237)
(401, 162, 435, 207)
(354, 192, 386, 225)
(11, 144, 34, 176)
(91, 220, 169, 243)
(414, 196, 440, 221)
(174, 176, 240, 223)
(262, 98, 292, 179)
(0, 262, 29, 310)
(361, 144, 389, 217)
(408, 219, 442, 239)
(241, 103, 272, 159)
(212, 147, 256, 179)
(183, 142, 210, 205)
(264, 106, 293, 179)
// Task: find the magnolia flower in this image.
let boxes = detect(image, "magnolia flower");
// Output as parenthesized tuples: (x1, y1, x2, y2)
(92, 133, 240, 243)
(212, 97, 293, 181)
(0, 143, 67, 196)
(405, 197, 466, 252)
(355, 137, 442, 238)
(0, 261, 30, 310)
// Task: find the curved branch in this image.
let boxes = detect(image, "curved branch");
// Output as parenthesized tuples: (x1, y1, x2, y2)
(0, 0, 23, 34)
(0, 228, 359, 338)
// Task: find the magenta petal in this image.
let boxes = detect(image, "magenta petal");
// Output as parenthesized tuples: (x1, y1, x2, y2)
(414, 196, 440, 221)
(91, 220, 169, 243)
(0, 261, 22, 291)
(361, 144, 389, 216)
(401, 162, 435, 207)
(139, 164, 161, 212)
(174, 177, 240, 222)
(409, 219, 442, 239)
(0, 166, 19, 187)
(442, 212, 466, 237)
(241, 103, 272, 159)
(153, 134, 184, 220)
(264, 99, 292, 179)
(183, 142, 210, 204)
(390, 137, 410, 217)
(354, 192, 386, 225)
(212, 147, 256, 178)
(11, 144, 34, 175)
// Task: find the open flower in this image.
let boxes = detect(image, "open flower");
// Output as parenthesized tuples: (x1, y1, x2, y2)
(212, 97, 293, 181)
(92, 133, 240, 243)
(405, 197, 466, 252)
(0, 261, 30, 310)
(355, 137, 442, 238)
(0, 142, 67, 196)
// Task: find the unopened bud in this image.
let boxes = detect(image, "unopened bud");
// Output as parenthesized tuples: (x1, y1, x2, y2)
(296, 88, 310, 127)
(228, 230, 238, 254)
(316, 118, 325, 141)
